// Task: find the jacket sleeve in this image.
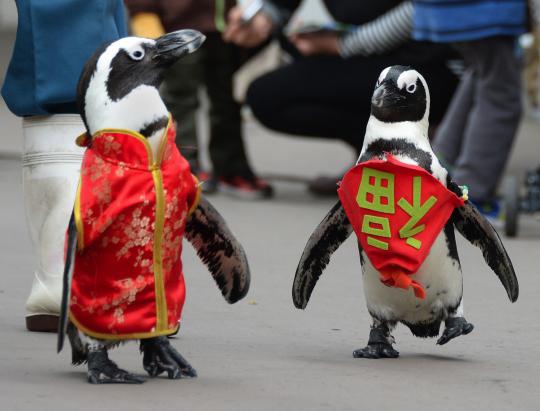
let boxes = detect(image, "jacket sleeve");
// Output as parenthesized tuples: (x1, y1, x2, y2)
(338, 1, 413, 58)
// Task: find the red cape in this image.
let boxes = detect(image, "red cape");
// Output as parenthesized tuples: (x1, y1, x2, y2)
(338, 155, 464, 299)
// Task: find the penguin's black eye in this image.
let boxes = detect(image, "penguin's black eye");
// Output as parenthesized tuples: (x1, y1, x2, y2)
(406, 83, 417, 93)
(130, 50, 145, 61)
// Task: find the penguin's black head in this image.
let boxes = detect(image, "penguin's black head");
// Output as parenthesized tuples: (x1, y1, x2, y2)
(370, 66, 429, 123)
(77, 30, 205, 133)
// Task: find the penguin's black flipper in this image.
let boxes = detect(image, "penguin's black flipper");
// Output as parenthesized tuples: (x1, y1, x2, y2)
(57, 212, 77, 353)
(293, 201, 353, 309)
(451, 199, 519, 302)
(185, 197, 250, 304)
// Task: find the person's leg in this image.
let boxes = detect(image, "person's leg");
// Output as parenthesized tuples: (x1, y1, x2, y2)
(22, 115, 85, 331)
(247, 55, 378, 152)
(247, 55, 387, 195)
(451, 37, 522, 201)
(160, 51, 202, 169)
(202, 33, 273, 199)
(203, 33, 251, 176)
(431, 67, 476, 167)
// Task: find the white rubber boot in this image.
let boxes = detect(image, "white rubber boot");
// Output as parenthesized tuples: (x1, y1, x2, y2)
(22, 115, 85, 332)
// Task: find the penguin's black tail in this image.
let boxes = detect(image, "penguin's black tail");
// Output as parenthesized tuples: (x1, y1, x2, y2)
(402, 320, 442, 338)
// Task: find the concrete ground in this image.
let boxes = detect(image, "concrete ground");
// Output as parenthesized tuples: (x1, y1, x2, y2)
(1, 114, 540, 410)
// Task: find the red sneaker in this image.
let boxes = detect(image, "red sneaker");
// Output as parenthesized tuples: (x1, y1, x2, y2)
(218, 174, 274, 200)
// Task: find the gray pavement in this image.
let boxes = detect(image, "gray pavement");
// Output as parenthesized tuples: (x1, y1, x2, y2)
(1, 120, 540, 410)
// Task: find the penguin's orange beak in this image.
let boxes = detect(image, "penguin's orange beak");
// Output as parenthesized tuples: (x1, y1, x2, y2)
(154, 29, 206, 66)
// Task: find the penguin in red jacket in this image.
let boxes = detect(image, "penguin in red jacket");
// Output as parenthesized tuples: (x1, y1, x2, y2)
(58, 30, 250, 384)
(293, 66, 518, 359)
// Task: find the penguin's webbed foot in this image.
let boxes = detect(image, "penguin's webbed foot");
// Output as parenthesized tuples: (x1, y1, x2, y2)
(353, 343, 399, 359)
(87, 349, 145, 384)
(353, 323, 399, 359)
(437, 317, 474, 345)
(140, 336, 197, 379)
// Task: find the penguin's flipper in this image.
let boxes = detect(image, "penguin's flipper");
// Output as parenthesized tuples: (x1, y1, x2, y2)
(293, 201, 353, 309)
(185, 197, 250, 304)
(57, 212, 77, 353)
(452, 202, 519, 302)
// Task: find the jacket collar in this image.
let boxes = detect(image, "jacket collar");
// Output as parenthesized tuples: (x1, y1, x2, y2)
(76, 115, 174, 170)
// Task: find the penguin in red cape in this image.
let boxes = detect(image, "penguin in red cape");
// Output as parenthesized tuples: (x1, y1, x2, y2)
(293, 66, 518, 359)
(58, 30, 250, 384)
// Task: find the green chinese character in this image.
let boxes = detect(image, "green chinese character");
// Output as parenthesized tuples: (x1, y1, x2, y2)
(356, 168, 395, 214)
(361, 214, 391, 250)
(398, 176, 437, 249)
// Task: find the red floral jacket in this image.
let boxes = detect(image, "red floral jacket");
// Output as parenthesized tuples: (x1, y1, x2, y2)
(69, 119, 200, 340)
(338, 155, 464, 299)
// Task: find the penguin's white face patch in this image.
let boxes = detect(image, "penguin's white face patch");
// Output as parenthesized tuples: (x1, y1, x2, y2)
(98, 37, 155, 71)
(397, 70, 419, 93)
(377, 67, 391, 86)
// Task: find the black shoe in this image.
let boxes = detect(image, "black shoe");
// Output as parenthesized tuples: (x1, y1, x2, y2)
(308, 175, 341, 196)
(26, 314, 59, 333)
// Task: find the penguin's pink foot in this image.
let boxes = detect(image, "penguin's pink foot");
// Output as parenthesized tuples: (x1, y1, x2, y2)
(87, 349, 145, 384)
(437, 317, 474, 345)
(140, 336, 197, 379)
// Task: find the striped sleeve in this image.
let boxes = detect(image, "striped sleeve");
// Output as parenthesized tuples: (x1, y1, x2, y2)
(338, 1, 413, 58)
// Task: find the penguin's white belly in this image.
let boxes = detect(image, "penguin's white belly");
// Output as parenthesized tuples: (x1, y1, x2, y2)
(362, 231, 462, 324)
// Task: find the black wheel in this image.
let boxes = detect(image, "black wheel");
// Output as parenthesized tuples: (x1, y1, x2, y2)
(504, 176, 519, 237)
